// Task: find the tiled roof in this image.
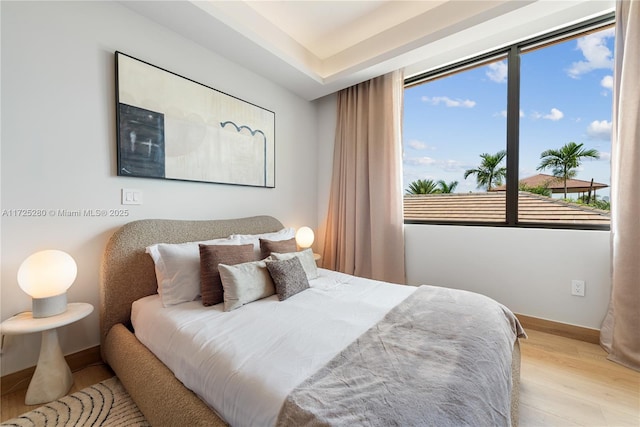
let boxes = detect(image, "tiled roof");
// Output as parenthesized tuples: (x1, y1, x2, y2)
(490, 174, 608, 193)
(404, 192, 610, 225)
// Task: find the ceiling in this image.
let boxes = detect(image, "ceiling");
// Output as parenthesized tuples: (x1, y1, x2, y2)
(120, 0, 614, 100)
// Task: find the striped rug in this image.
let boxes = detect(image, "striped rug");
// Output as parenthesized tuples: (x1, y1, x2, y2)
(1, 377, 149, 427)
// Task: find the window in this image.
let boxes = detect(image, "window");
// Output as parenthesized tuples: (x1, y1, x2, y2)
(403, 16, 613, 230)
(404, 56, 509, 223)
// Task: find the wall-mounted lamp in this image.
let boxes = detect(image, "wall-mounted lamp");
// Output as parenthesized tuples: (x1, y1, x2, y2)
(295, 226, 315, 250)
(17, 250, 77, 318)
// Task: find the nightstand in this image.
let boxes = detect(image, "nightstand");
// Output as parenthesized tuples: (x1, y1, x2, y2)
(0, 302, 93, 404)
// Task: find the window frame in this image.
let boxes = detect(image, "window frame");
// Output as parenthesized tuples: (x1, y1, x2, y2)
(404, 13, 614, 231)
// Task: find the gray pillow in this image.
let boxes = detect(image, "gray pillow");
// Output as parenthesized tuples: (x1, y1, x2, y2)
(269, 249, 318, 280)
(266, 257, 310, 301)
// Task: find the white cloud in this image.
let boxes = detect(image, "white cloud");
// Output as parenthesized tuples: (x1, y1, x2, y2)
(403, 157, 469, 173)
(406, 139, 435, 151)
(567, 29, 614, 78)
(601, 75, 613, 90)
(407, 140, 426, 150)
(587, 120, 612, 140)
(544, 108, 564, 121)
(533, 108, 564, 121)
(422, 96, 476, 108)
(486, 61, 508, 83)
(404, 156, 436, 166)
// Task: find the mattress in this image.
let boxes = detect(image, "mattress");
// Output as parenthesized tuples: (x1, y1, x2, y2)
(131, 268, 415, 426)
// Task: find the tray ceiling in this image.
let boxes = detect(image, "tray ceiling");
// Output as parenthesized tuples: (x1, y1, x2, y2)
(120, 1, 614, 100)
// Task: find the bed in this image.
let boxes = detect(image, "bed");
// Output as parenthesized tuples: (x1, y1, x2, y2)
(100, 215, 524, 426)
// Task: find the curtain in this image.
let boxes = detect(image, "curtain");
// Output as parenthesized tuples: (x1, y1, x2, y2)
(321, 70, 406, 284)
(600, 0, 640, 371)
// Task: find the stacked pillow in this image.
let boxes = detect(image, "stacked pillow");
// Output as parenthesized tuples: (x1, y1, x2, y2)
(146, 236, 243, 307)
(146, 228, 294, 307)
(146, 228, 319, 311)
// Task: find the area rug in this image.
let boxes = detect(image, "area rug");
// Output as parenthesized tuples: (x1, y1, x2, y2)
(1, 377, 149, 427)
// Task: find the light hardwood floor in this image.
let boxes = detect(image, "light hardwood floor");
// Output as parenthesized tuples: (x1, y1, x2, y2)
(519, 329, 639, 426)
(1, 330, 638, 425)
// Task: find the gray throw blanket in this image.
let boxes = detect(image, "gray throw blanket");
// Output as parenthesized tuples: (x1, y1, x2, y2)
(276, 285, 526, 427)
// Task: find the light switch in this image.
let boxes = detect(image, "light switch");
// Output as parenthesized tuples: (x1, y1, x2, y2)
(122, 188, 142, 205)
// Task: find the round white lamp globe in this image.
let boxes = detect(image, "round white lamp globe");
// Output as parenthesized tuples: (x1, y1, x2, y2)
(295, 226, 315, 249)
(17, 250, 77, 318)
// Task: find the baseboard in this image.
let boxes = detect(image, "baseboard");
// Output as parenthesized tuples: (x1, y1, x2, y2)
(516, 314, 600, 345)
(1, 345, 102, 396)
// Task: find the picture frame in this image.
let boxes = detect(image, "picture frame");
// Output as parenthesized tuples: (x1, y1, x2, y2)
(115, 51, 275, 188)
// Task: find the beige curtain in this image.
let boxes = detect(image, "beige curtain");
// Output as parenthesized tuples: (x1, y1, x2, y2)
(600, 0, 640, 371)
(321, 70, 406, 284)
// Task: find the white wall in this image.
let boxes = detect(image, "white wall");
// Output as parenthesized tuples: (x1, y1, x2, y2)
(405, 225, 611, 330)
(314, 93, 338, 255)
(1, 1, 318, 375)
(316, 94, 611, 331)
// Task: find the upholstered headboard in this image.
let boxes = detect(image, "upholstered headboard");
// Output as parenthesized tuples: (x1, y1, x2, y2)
(99, 215, 284, 349)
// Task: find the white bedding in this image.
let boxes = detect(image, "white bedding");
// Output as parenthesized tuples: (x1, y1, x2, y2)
(131, 268, 416, 427)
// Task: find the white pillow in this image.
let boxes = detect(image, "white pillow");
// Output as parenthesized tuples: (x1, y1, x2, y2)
(269, 249, 318, 280)
(231, 227, 295, 259)
(146, 237, 241, 307)
(218, 260, 275, 311)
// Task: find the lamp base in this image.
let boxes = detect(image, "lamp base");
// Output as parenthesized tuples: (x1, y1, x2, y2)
(32, 293, 67, 318)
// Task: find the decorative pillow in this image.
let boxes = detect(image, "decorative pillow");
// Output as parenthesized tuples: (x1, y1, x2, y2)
(259, 237, 297, 259)
(231, 228, 295, 259)
(199, 243, 256, 306)
(218, 260, 276, 312)
(266, 257, 310, 301)
(146, 237, 238, 307)
(269, 248, 318, 280)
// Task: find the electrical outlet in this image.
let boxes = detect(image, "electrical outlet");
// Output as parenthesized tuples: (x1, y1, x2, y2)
(571, 280, 585, 297)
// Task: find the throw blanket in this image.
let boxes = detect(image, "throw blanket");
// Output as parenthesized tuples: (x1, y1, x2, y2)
(277, 285, 526, 427)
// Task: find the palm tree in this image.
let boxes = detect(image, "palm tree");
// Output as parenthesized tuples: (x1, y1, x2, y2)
(436, 180, 459, 193)
(406, 179, 438, 195)
(537, 142, 599, 198)
(463, 150, 507, 191)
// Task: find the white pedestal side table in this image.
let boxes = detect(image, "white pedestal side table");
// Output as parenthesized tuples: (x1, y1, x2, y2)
(0, 302, 93, 404)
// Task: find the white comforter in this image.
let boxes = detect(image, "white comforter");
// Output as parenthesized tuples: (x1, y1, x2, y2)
(132, 268, 415, 427)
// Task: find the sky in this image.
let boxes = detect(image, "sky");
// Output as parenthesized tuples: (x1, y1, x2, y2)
(403, 26, 614, 199)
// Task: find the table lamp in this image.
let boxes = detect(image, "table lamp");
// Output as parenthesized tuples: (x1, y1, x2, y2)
(17, 250, 77, 318)
(295, 226, 315, 250)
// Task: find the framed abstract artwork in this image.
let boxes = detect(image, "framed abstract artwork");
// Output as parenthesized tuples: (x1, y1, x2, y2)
(115, 51, 275, 188)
